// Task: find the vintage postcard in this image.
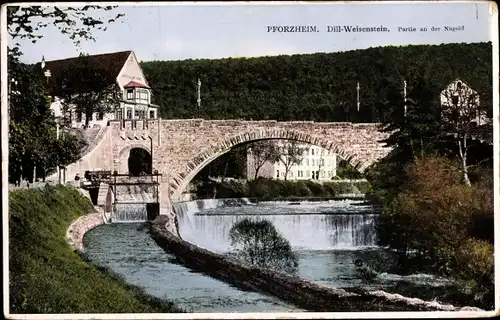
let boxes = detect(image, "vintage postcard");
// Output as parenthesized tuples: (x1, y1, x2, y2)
(2, 1, 499, 319)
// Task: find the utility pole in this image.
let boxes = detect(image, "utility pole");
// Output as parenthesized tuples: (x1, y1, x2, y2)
(356, 81, 360, 112)
(196, 78, 201, 118)
(57, 122, 61, 184)
(403, 80, 407, 117)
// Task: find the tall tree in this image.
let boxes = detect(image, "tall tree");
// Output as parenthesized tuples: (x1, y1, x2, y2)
(274, 141, 305, 181)
(248, 140, 279, 180)
(7, 5, 122, 182)
(439, 81, 491, 186)
(58, 54, 121, 128)
(7, 54, 87, 183)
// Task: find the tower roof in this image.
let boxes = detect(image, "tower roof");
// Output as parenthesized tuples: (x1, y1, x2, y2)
(124, 80, 150, 89)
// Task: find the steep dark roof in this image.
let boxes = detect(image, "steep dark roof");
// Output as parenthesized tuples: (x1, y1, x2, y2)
(34, 50, 132, 96)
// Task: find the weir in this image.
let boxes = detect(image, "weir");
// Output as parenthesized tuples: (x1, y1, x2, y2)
(173, 199, 378, 252)
(109, 173, 162, 222)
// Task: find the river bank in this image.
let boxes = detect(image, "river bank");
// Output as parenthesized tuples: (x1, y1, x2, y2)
(190, 178, 371, 201)
(8, 184, 183, 314)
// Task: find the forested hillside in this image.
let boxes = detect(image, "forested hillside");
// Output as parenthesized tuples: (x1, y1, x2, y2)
(141, 42, 492, 122)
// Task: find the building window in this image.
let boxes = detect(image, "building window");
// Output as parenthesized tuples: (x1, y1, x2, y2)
(138, 90, 149, 100)
(321, 171, 326, 178)
(116, 109, 123, 120)
(276, 170, 279, 178)
(127, 109, 132, 119)
(306, 171, 310, 177)
(149, 110, 155, 119)
(311, 149, 315, 156)
(135, 110, 147, 119)
(127, 89, 134, 100)
(76, 111, 82, 122)
(97, 111, 104, 120)
(321, 159, 325, 166)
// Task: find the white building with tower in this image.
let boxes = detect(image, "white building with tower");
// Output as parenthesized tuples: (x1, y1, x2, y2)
(36, 50, 159, 129)
(247, 142, 338, 181)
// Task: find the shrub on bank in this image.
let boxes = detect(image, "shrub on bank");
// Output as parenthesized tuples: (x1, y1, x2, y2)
(196, 178, 370, 200)
(372, 156, 494, 309)
(9, 184, 182, 314)
(195, 178, 369, 200)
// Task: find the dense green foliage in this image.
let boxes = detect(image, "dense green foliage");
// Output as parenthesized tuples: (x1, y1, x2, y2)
(369, 157, 494, 309)
(195, 178, 370, 200)
(145, 42, 492, 184)
(9, 185, 182, 313)
(195, 145, 248, 180)
(229, 218, 299, 273)
(361, 49, 494, 308)
(8, 5, 124, 183)
(335, 160, 364, 179)
(8, 50, 86, 184)
(142, 42, 492, 122)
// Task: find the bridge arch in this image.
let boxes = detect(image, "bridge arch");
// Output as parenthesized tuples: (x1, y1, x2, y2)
(116, 143, 152, 174)
(170, 129, 370, 201)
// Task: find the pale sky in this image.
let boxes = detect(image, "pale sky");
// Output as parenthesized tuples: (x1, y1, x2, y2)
(6, 1, 496, 64)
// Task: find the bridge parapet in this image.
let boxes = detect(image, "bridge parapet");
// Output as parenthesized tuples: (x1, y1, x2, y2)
(109, 119, 161, 131)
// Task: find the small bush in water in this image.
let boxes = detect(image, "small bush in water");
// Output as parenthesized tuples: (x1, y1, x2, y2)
(229, 218, 299, 274)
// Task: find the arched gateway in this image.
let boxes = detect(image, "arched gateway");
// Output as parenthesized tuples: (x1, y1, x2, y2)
(57, 119, 392, 212)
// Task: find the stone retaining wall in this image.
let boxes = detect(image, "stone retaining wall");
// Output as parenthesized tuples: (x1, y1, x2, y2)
(150, 215, 482, 313)
(66, 206, 111, 253)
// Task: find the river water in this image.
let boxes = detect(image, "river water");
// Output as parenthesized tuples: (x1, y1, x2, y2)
(84, 198, 459, 313)
(84, 223, 303, 312)
(175, 199, 456, 300)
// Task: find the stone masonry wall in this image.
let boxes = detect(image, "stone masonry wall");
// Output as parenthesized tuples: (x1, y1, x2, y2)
(57, 119, 391, 216)
(109, 119, 391, 201)
(47, 126, 115, 182)
(66, 206, 110, 253)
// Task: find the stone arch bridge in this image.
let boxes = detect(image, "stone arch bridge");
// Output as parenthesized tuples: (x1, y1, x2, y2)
(59, 119, 392, 213)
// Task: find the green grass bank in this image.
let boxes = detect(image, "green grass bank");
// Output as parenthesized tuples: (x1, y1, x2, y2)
(194, 178, 372, 200)
(8, 184, 183, 314)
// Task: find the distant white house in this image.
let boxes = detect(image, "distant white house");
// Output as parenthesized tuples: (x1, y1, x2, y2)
(36, 50, 159, 129)
(247, 141, 338, 181)
(440, 78, 488, 127)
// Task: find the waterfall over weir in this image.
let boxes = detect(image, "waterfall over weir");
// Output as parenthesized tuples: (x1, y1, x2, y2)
(112, 203, 148, 222)
(111, 185, 156, 223)
(174, 199, 378, 253)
